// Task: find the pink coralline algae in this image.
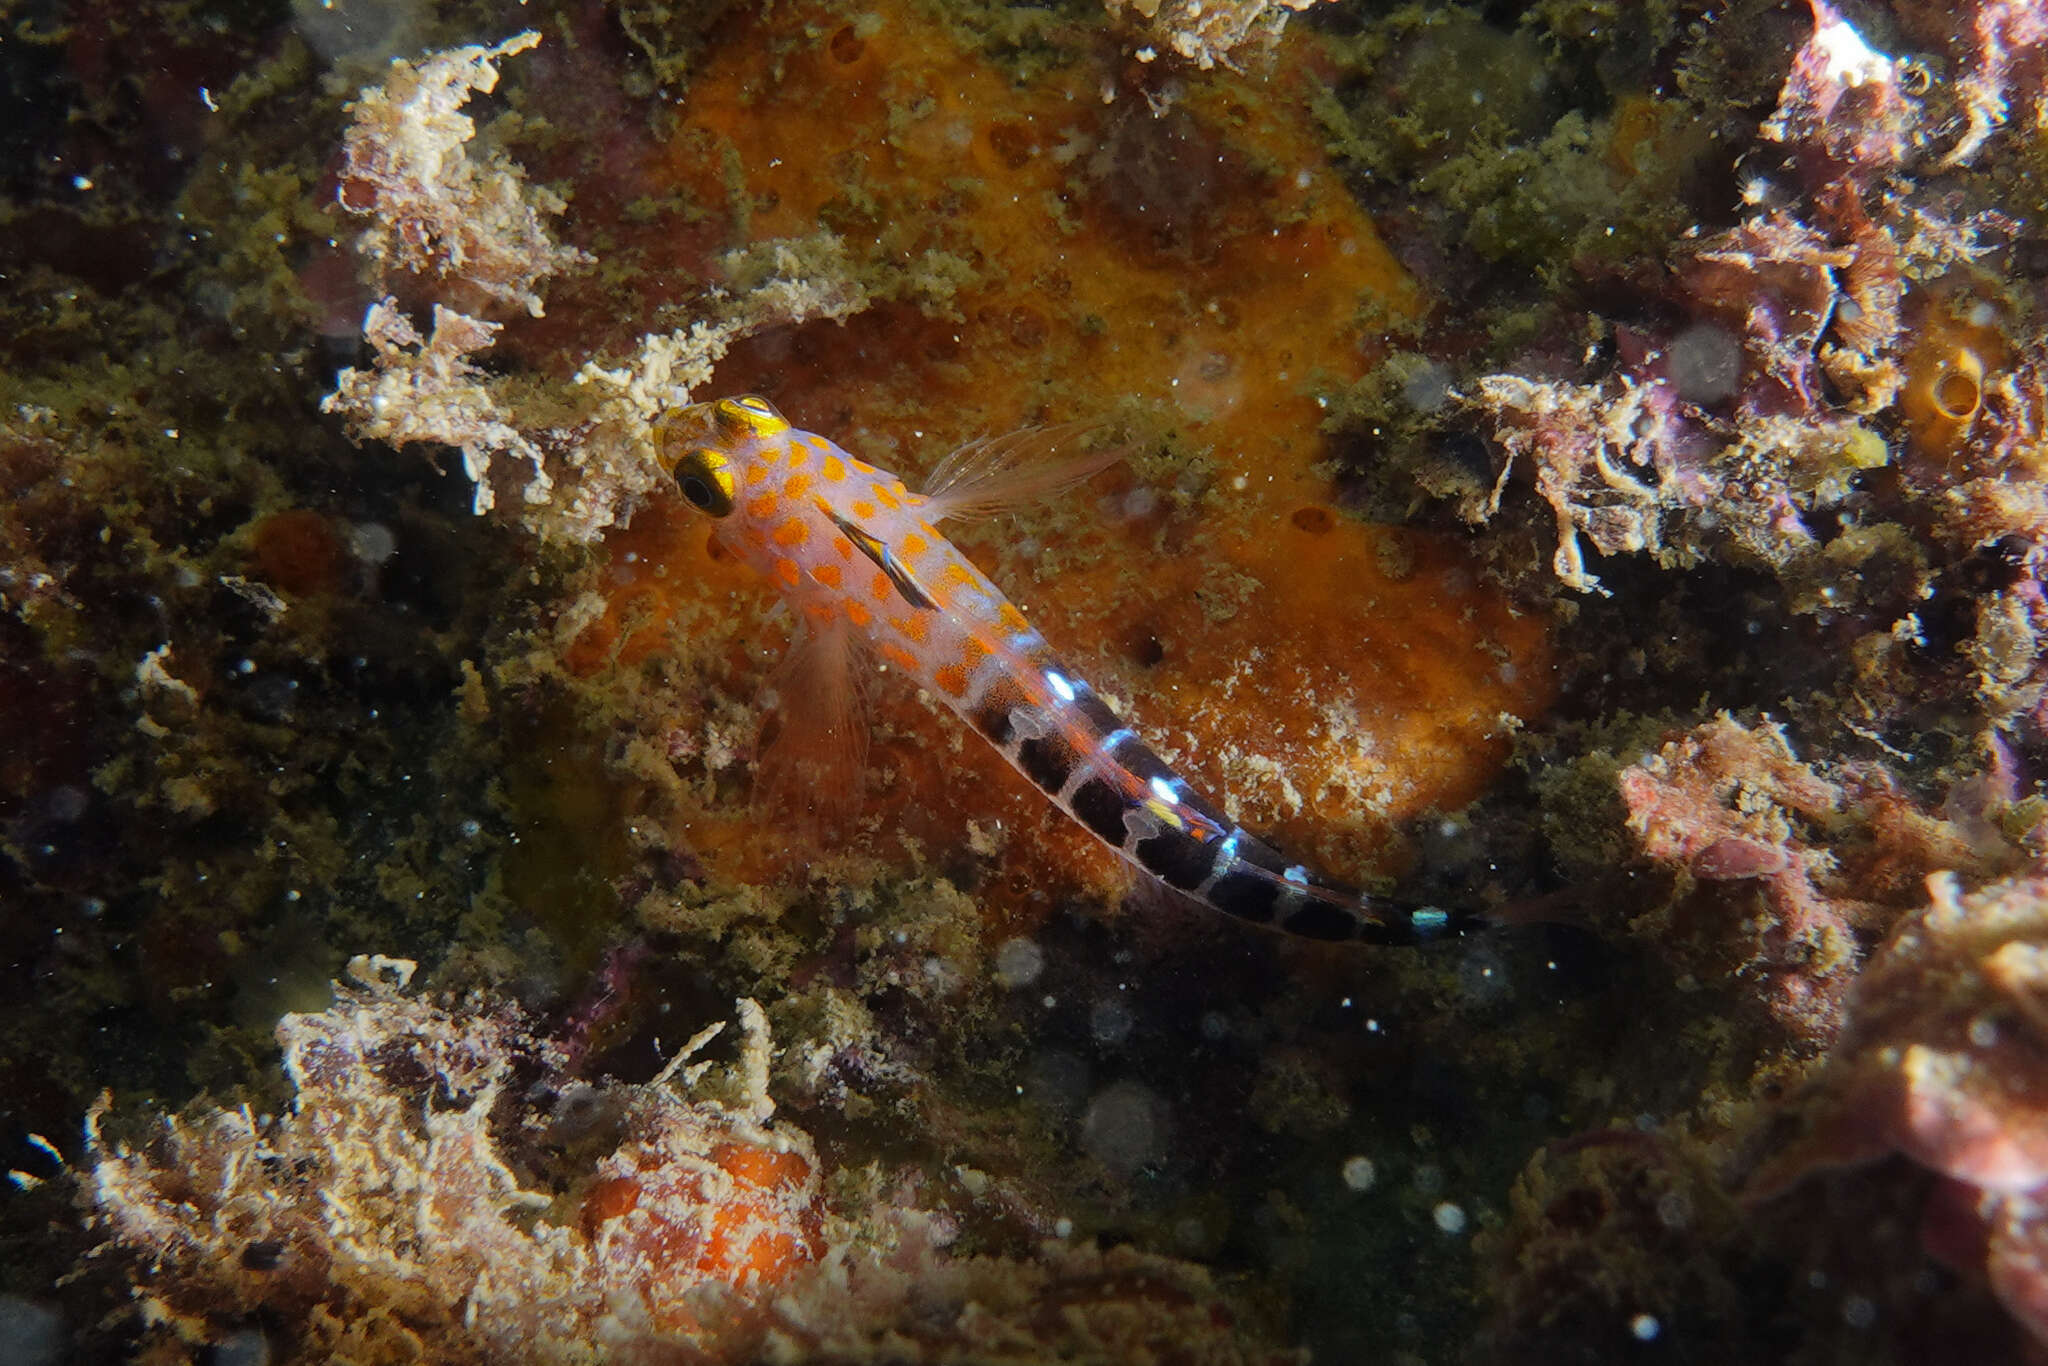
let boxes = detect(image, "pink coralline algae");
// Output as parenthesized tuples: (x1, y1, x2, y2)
(1760, 0, 1917, 188)
(1616, 717, 2025, 1045)
(1749, 874, 2048, 1351)
(1466, 0, 2042, 599)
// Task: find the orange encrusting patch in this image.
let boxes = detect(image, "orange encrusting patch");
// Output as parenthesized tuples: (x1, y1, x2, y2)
(578, 1131, 824, 1307)
(553, 0, 1551, 934)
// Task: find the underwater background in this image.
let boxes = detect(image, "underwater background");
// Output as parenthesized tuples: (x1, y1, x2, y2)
(6, 0, 2048, 1361)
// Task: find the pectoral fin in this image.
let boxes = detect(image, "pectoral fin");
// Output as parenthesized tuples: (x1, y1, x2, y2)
(819, 505, 939, 611)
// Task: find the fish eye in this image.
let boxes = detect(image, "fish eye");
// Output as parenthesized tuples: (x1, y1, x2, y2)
(674, 448, 735, 517)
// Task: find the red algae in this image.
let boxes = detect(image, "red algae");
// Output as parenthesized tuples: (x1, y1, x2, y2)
(85, 964, 1305, 1365)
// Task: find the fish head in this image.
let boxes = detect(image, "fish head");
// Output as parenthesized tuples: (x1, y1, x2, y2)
(650, 395, 793, 519)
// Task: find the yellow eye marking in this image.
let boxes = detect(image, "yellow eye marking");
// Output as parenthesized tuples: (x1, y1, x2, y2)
(673, 447, 737, 517)
(714, 394, 791, 440)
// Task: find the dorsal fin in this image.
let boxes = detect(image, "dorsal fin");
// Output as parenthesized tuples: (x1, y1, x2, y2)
(919, 421, 1127, 523)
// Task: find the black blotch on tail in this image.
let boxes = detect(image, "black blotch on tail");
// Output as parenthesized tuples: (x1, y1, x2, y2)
(1017, 735, 1074, 793)
(1074, 692, 1122, 734)
(1070, 778, 1130, 845)
(1135, 830, 1216, 890)
(1280, 900, 1362, 942)
(1206, 870, 1279, 924)
(1109, 734, 1174, 784)
(971, 702, 1015, 746)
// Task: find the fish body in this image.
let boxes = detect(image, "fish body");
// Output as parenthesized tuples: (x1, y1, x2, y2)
(652, 395, 1462, 946)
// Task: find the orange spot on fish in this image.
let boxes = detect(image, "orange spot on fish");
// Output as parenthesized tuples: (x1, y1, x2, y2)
(747, 493, 780, 520)
(999, 603, 1030, 633)
(833, 536, 854, 560)
(958, 634, 990, 668)
(852, 460, 878, 476)
(869, 572, 893, 601)
(874, 483, 902, 510)
(899, 532, 929, 557)
(803, 602, 835, 624)
(812, 562, 843, 588)
(942, 563, 976, 589)
(879, 642, 918, 672)
(889, 612, 930, 644)
(933, 663, 969, 697)
(774, 558, 802, 587)
(772, 517, 809, 548)
(845, 600, 873, 627)
(783, 472, 812, 499)
(821, 454, 846, 481)
(853, 500, 877, 520)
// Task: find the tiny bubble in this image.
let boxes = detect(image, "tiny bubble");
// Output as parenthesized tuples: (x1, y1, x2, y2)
(1341, 1156, 1376, 1191)
(1629, 1314, 1660, 1341)
(1432, 1202, 1466, 1234)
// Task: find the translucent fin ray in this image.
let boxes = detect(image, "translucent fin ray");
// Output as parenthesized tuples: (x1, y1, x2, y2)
(919, 420, 1127, 523)
(753, 616, 871, 838)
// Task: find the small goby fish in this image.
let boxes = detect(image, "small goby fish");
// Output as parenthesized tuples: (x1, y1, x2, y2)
(651, 395, 1467, 946)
